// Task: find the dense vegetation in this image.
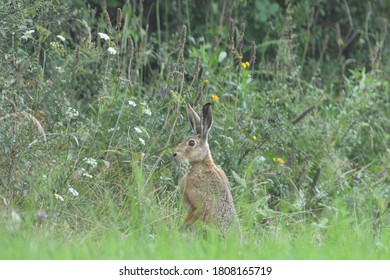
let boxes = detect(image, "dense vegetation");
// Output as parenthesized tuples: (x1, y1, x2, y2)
(1, 0, 389, 259)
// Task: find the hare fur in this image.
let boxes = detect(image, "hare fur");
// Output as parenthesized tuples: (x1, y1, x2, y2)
(173, 103, 236, 232)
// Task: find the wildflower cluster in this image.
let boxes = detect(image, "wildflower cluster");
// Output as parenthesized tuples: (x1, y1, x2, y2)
(97, 32, 116, 55)
(107, 47, 117, 55)
(108, 127, 120, 132)
(273, 157, 285, 164)
(241, 61, 250, 69)
(57, 35, 66, 42)
(98, 32, 110, 41)
(83, 172, 93, 178)
(50, 41, 66, 55)
(138, 138, 146, 145)
(68, 186, 79, 197)
(84, 157, 98, 168)
(54, 193, 64, 201)
(37, 210, 48, 220)
(21, 29, 35, 40)
(141, 102, 152, 116)
(65, 107, 79, 120)
(132, 126, 147, 146)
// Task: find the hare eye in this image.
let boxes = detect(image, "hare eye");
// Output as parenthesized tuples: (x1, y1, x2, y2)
(188, 140, 196, 147)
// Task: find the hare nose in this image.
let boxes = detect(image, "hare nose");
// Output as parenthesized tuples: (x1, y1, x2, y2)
(172, 152, 177, 158)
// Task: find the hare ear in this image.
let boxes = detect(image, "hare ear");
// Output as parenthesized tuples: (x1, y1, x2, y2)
(187, 104, 201, 134)
(201, 103, 213, 141)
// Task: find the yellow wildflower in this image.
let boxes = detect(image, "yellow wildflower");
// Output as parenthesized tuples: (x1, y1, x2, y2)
(212, 95, 219, 102)
(204, 79, 209, 85)
(337, 38, 345, 47)
(273, 157, 285, 164)
(133, 153, 142, 162)
(241, 61, 250, 69)
(252, 135, 257, 141)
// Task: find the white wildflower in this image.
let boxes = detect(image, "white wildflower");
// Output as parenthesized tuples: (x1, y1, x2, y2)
(68, 187, 79, 197)
(56, 35, 66, 42)
(65, 107, 79, 119)
(128, 100, 136, 107)
(134, 127, 142, 133)
(55, 66, 65, 73)
(98, 32, 110, 41)
(142, 108, 152, 116)
(138, 137, 145, 145)
(256, 156, 266, 162)
(83, 173, 93, 178)
(21, 30, 35, 40)
(108, 126, 120, 132)
(84, 157, 98, 168)
(140, 102, 152, 115)
(107, 47, 117, 55)
(54, 194, 64, 201)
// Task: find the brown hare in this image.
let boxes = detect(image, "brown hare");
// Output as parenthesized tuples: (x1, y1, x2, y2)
(173, 103, 236, 233)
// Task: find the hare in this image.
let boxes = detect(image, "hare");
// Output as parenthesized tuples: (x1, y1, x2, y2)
(173, 103, 236, 232)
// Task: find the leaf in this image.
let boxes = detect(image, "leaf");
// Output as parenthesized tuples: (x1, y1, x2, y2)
(218, 51, 227, 63)
(232, 170, 246, 187)
(211, 2, 218, 14)
(188, 35, 196, 45)
(102, 160, 111, 169)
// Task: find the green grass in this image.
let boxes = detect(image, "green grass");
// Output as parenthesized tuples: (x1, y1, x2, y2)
(1, 200, 389, 260)
(2, 224, 389, 260)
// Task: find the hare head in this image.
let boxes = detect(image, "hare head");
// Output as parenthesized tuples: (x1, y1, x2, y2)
(172, 103, 213, 165)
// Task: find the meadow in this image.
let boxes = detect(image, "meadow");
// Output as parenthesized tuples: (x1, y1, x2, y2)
(0, 0, 389, 259)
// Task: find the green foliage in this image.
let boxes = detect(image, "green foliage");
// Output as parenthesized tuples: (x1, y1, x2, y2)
(0, 0, 389, 259)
